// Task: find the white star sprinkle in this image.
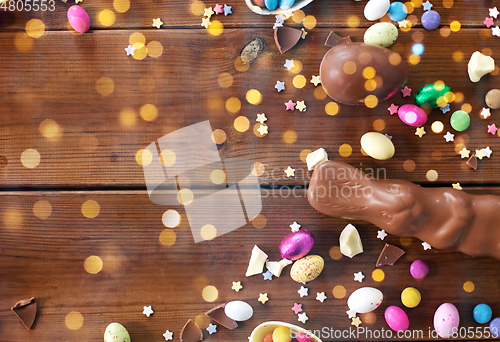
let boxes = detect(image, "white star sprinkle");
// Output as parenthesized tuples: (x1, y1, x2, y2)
(298, 312, 309, 323)
(398, 19, 409, 28)
(476, 149, 486, 160)
(256, 113, 267, 123)
(346, 309, 357, 318)
(163, 330, 174, 341)
(443, 131, 455, 142)
(422, 242, 432, 250)
(316, 292, 327, 303)
(482, 146, 493, 158)
(290, 221, 301, 232)
(480, 107, 491, 119)
(490, 7, 499, 19)
(492, 26, 500, 37)
(353, 271, 365, 282)
(143, 305, 154, 317)
(125, 45, 135, 56)
(377, 230, 387, 240)
(284, 59, 295, 70)
(298, 285, 308, 297)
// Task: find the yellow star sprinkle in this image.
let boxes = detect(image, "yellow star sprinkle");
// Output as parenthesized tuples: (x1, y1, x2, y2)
(256, 113, 267, 124)
(310, 75, 321, 86)
(204, 7, 214, 18)
(201, 17, 211, 29)
(301, 28, 308, 39)
(231, 281, 242, 292)
(351, 317, 362, 327)
(296, 101, 306, 112)
(284, 166, 295, 177)
(75, 0, 83, 3)
(152, 18, 163, 29)
(459, 147, 470, 159)
(258, 293, 269, 304)
(452, 183, 462, 190)
(257, 124, 268, 136)
(475, 149, 486, 160)
(415, 127, 426, 138)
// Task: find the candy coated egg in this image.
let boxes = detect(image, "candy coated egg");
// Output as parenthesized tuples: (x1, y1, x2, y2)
(421, 10, 441, 30)
(264, 0, 278, 10)
(410, 259, 429, 279)
(384, 306, 409, 332)
(272, 326, 292, 342)
(253, 0, 265, 6)
(364, 0, 390, 21)
(360, 132, 395, 160)
(398, 104, 427, 126)
(104, 322, 130, 342)
(388, 2, 407, 21)
(319, 43, 408, 105)
(401, 287, 421, 308)
(279, 230, 315, 261)
(224, 300, 254, 321)
(490, 317, 500, 337)
(364, 22, 398, 48)
(486, 89, 500, 109)
(67, 5, 90, 33)
(347, 287, 383, 314)
(279, 0, 295, 10)
(450, 110, 470, 131)
(295, 331, 314, 342)
(290, 255, 324, 283)
(263, 332, 273, 342)
(473, 304, 492, 324)
(433, 303, 459, 338)
(414, 82, 452, 108)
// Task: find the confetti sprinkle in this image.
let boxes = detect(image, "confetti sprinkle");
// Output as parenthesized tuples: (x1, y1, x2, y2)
(257, 124, 268, 136)
(152, 18, 163, 29)
(284, 59, 295, 70)
(201, 17, 211, 29)
(298, 286, 308, 297)
(206, 323, 217, 335)
(422, 0, 433, 11)
(490, 7, 499, 19)
(301, 28, 308, 39)
(310, 75, 321, 86)
(163, 330, 174, 341)
(401, 86, 412, 97)
(482, 146, 493, 158)
(298, 312, 309, 323)
(296, 101, 306, 112)
(487, 123, 498, 135)
(387, 103, 399, 115)
(459, 147, 470, 159)
(440, 104, 450, 114)
(484, 17, 495, 28)
(422, 242, 432, 250)
(443, 131, 454, 142)
(256, 113, 267, 123)
(316, 292, 327, 303)
(292, 303, 302, 314)
(492, 26, 500, 37)
(285, 100, 296, 110)
(475, 149, 486, 160)
(452, 183, 462, 190)
(346, 309, 357, 319)
(415, 127, 426, 138)
(143, 305, 154, 317)
(377, 230, 387, 240)
(223, 4, 232, 16)
(258, 293, 269, 304)
(263, 270, 273, 280)
(354, 271, 365, 282)
(204, 7, 214, 17)
(398, 20, 409, 28)
(214, 4, 223, 14)
(290, 221, 301, 232)
(351, 317, 362, 327)
(231, 281, 242, 292)
(275, 81, 285, 92)
(125, 45, 135, 56)
(284, 166, 295, 177)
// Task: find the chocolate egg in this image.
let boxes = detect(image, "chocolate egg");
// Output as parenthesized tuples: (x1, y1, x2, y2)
(279, 230, 315, 260)
(320, 43, 408, 105)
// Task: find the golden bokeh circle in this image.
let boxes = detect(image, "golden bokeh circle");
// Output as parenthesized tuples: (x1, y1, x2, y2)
(202, 285, 218, 302)
(463, 281, 475, 293)
(113, 0, 130, 12)
(218, 73, 234, 88)
(234, 56, 250, 72)
(129, 32, 146, 49)
(325, 102, 339, 116)
(26, 19, 45, 39)
(210, 169, 226, 185)
(373, 119, 385, 132)
(211, 129, 227, 144)
(95, 77, 114, 96)
(303, 15, 316, 30)
(338, 144, 352, 157)
(293, 75, 307, 89)
(84, 255, 103, 274)
(234, 116, 250, 132)
(431, 121, 444, 133)
(21, 149, 41, 169)
(139, 104, 159, 121)
(33, 200, 52, 220)
(364, 95, 378, 108)
(195, 314, 211, 329)
(207, 20, 224, 36)
(14, 33, 33, 52)
(159, 229, 177, 246)
(403, 159, 416, 172)
(372, 269, 385, 282)
(300, 149, 311, 163)
(201, 224, 217, 240)
(252, 214, 267, 229)
(314, 87, 327, 100)
(332, 285, 346, 299)
(136, 149, 152, 166)
(329, 246, 342, 260)
(98, 9, 116, 27)
(162, 209, 181, 228)
(65, 311, 84, 330)
(39, 119, 59, 138)
(226, 97, 241, 113)
(283, 130, 298, 144)
(147, 41, 163, 58)
(251, 162, 265, 176)
(119, 108, 137, 127)
(426, 169, 438, 182)
(246, 89, 262, 105)
(177, 189, 194, 205)
(81, 200, 100, 218)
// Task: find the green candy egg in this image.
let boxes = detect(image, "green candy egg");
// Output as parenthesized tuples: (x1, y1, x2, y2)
(414, 82, 451, 108)
(450, 110, 470, 132)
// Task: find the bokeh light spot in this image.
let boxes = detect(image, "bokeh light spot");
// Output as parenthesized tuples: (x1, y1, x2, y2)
(33, 200, 52, 220)
(65, 311, 84, 330)
(246, 89, 262, 105)
(362, 67, 376, 79)
(98, 9, 116, 27)
(373, 119, 385, 131)
(162, 209, 181, 228)
(325, 102, 339, 116)
(21, 149, 40, 169)
(329, 246, 342, 260)
(147, 41, 163, 58)
(82, 200, 100, 218)
(463, 281, 475, 293)
(347, 15, 360, 28)
(372, 269, 385, 282)
(113, 0, 130, 12)
(210, 169, 226, 185)
(300, 149, 311, 163)
(314, 86, 327, 100)
(211, 129, 227, 144)
(191, 0, 205, 15)
(343, 61, 357, 75)
(431, 121, 444, 133)
(332, 285, 346, 299)
(177, 189, 194, 205)
(140, 104, 159, 121)
(218, 72, 234, 88)
(234, 56, 250, 72)
(95, 77, 114, 96)
(136, 149, 152, 166)
(201, 224, 217, 240)
(84, 255, 103, 274)
(119, 108, 137, 127)
(252, 214, 267, 229)
(364, 95, 378, 108)
(207, 20, 223, 36)
(129, 32, 146, 49)
(234, 116, 250, 132)
(426, 169, 438, 181)
(202, 285, 218, 302)
(26, 19, 45, 38)
(338, 144, 352, 157)
(39, 119, 59, 138)
(283, 130, 298, 144)
(159, 229, 176, 246)
(303, 15, 316, 29)
(403, 159, 416, 172)
(226, 97, 241, 113)
(293, 75, 307, 89)
(14, 33, 33, 52)
(450, 20, 461, 32)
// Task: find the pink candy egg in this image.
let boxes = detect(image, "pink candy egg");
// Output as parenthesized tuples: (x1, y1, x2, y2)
(279, 230, 315, 260)
(398, 104, 427, 126)
(410, 259, 429, 279)
(385, 306, 409, 332)
(433, 303, 460, 338)
(67, 5, 90, 33)
(295, 331, 314, 342)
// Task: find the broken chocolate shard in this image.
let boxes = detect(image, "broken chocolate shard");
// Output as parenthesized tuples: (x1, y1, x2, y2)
(11, 297, 37, 330)
(466, 154, 478, 170)
(324, 31, 352, 48)
(274, 26, 302, 54)
(205, 303, 238, 330)
(376, 243, 405, 267)
(180, 319, 203, 342)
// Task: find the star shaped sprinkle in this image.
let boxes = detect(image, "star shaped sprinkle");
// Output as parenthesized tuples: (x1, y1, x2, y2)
(487, 123, 498, 135)
(377, 230, 387, 240)
(484, 17, 495, 28)
(292, 303, 302, 314)
(163, 330, 173, 341)
(316, 292, 327, 303)
(125, 45, 135, 56)
(354, 271, 365, 282)
(492, 26, 500, 37)
(398, 19, 409, 28)
(346, 309, 357, 318)
(223, 4, 232, 16)
(387, 103, 399, 115)
(298, 286, 308, 297)
(284, 59, 295, 70)
(480, 107, 491, 119)
(143, 305, 154, 317)
(284, 166, 295, 177)
(285, 100, 296, 110)
(263, 270, 273, 280)
(422, 0, 433, 11)
(443, 131, 455, 142)
(296, 101, 306, 112)
(206, 323, 217, 334)
(231, 281, 242, 292)
(257, 124, 268, 136)
(273, 22, 283, 30)
(459, 147, 470, 159)
(415, 127, 426, 138)
(201, 17, 211, 29)
(75, 0, 83, 3)
(482, 146, 493, 158)
(275, 81, 285, 92)
(401, 86, 412, 97)
(290, 221, 301, 232)
(440, 103, 450, 114)
(310, 75, 321, 86)
(275, 14, 285, 25)
(298, 312, 309, 323)
(422, 242, 432, 250)
(256, 113, 267, 123)
(351, 317, 362, 327)
(452, 183, 462, 190)
(214, 4, 223, 14)
(152, 18, 163, 29)
(204, 7, 214, 17)
(490, 7, 499, 19)
(301, 28, 308, 39)
(475, 149, 486, 160)
(258, 293, 269, 304)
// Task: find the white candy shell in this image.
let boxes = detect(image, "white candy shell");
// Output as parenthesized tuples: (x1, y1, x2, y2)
(347, 287, 383, 314)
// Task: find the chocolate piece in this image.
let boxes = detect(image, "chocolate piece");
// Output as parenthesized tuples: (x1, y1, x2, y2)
(466, 154, 478, 170)
(180, 319, 203, 342)
(274, 26, 302, 54)
(307, 160, 500, 260)
(11, 297, 37, 330)
(205, 303, 238, 329)
(324, 31, 352, 47)
(376, 243, 405, 266)
(241, 37, 265, 63)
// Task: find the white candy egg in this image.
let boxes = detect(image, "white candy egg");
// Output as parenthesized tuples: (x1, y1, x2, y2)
(347, 287, 383, 314)
(224, 300, 254, 321)
(104, 322, 130, 342)
(364, 0, 390, 21)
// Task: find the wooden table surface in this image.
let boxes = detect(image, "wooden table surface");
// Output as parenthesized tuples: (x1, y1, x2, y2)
(2, 0, 500, 341)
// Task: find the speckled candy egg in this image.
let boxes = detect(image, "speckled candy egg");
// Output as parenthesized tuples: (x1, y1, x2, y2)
(398, 104, 428, 126)
(347, 287, 383, 314)
(67, 5, 90, 33)
(104, 322, 130, 342)
(364, 22, 398, 47)
(385, 306, 409, 332)
(279, 230, 315, 260)
(364, 0, 390, 21)
(433, 303, 460, 338)
(290, 255, 324, 282)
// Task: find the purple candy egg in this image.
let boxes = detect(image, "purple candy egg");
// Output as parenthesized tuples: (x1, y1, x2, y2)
(279, 230, 315, 260)
(410, 259, 429, 279)
(421, 10, 441, 30)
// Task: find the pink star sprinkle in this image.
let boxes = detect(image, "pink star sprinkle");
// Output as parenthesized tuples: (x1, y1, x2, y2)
(292, 303, 302, 314)
(387, 103, 399, 115)
(487, 123, 498, 135)
(214, 4, 223, 14)
(401, 86, 412, 97)
(285, 100, 296, 110)
(484, 17, 495, 28)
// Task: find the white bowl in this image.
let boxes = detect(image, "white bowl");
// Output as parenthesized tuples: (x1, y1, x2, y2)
(248, 321, 322, 342)
(245, 0, 313, 15)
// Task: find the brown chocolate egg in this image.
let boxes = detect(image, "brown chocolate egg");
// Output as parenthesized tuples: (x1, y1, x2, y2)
(319, 43, 408, 105)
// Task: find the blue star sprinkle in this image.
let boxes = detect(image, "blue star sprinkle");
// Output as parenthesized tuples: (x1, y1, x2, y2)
(223, 4, 232, 16)
(206, 323, 217, 335)
(440, 103, 450, 114)
(263, 270, 273, 280)
(275, 81, 285, 92)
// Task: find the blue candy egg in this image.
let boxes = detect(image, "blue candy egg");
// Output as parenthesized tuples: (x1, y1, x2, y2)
(388, 2, 407, 22)
(490, 317, 500, 337)
(279, 0, 295, 10)
(421, 10, 441, 30)
(264, 0, 278, 10)
(473, 304, 492, 324)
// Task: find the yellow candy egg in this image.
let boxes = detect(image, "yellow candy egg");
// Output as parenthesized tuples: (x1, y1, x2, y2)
(401, 287, 421, 308)
(272, 326, 292, 342)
